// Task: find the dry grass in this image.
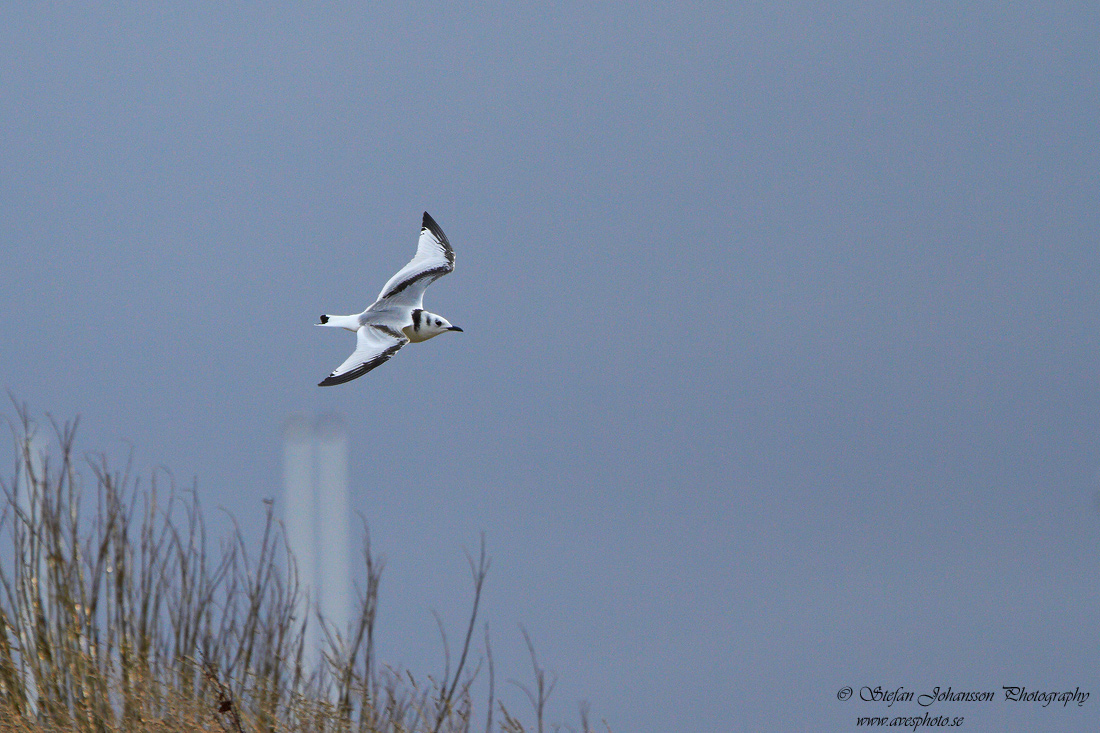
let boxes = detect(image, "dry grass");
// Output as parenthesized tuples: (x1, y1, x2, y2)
(0, 403, 601, 733)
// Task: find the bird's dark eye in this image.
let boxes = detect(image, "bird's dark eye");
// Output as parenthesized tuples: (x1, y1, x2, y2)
(436, 320, 441, 326)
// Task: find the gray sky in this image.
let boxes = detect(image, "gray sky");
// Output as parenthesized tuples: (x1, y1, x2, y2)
(3, 4, 1099, 731)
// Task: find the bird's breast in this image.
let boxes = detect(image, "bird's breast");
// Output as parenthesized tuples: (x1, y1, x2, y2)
(402, 324, 435, 343)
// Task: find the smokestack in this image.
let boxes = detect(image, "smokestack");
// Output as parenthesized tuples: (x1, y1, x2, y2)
(282, 413, 351, 663)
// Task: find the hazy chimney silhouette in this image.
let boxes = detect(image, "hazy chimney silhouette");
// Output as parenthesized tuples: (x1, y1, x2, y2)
(283, 414, 351, 661)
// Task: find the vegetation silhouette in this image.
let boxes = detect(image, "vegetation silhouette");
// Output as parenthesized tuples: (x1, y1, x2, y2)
(0, 403, 601, 732)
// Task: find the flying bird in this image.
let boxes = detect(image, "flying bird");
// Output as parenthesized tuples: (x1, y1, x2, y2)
(316, 212, 462, 386)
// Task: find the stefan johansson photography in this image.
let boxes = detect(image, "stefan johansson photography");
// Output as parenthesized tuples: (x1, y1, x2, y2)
(1, 4, 1098, 732)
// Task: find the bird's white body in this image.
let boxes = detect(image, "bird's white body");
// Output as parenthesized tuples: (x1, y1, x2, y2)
(316, 212, 461, 386)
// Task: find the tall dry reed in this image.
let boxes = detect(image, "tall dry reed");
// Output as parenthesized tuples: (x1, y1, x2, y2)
(0, 403, 597, 733)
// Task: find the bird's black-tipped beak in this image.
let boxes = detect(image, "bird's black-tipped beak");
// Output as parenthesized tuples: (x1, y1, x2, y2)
(448, 326, 463, 332)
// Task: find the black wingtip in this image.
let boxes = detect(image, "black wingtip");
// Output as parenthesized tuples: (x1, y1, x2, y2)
(319, 314, 329, 324)
(318, 370, 346, 386)
(420, 211, 453, 262)
(422, 211, 447, 238)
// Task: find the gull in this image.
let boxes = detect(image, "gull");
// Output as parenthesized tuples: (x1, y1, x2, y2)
(316, 212, 462, 386)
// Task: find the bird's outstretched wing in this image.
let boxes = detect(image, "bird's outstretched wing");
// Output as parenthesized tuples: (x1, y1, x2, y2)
(372, 212, 455, 308)
(318, 324, 408, 386)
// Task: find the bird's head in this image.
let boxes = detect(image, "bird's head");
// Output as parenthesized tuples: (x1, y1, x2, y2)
(410, 309, 463, 342)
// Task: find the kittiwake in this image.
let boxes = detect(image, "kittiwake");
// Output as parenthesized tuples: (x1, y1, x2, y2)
(316, 212, 462, 386)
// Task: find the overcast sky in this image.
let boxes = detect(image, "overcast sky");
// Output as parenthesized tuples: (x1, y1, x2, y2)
(2, 4, 1099, 731)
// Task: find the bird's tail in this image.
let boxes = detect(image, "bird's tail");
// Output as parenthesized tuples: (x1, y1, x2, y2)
(315, 313, 360, 331)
